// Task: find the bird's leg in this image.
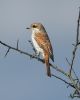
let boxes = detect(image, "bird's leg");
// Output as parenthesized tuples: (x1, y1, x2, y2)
(36, 52, 40, 58)
(33, 51, 40, 58)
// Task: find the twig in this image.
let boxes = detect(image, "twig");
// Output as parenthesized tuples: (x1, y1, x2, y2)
(50, 63, 68, 77)
(66, 57, 79, 81)
(52, 74, 80, 98)
(66, 58, 71, 66)
(51, 74, 75, 88)
(5, 47, 11, 57)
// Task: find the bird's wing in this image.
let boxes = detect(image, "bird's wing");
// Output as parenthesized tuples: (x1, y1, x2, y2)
(35, 32, 54, 59)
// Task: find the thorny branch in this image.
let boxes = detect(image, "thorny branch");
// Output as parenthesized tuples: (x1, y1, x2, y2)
(0, 8, 80, 99)
(69, 7, 80, 76)
(0, 40, 68, 76)
(0, 40, 79, 91)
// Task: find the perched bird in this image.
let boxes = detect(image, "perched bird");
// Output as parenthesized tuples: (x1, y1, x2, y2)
(26, 23, 54, 77)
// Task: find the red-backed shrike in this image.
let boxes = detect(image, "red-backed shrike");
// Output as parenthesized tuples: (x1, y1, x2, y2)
(27, 23, 54, 77)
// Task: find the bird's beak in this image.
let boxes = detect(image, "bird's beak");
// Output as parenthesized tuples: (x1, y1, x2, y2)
(26, 27, 30, 29)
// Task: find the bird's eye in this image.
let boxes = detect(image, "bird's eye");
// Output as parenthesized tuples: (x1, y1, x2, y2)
(32, 25, 37, 28)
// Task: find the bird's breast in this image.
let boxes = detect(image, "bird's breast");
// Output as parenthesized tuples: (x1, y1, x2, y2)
(31, 32, 44, 56)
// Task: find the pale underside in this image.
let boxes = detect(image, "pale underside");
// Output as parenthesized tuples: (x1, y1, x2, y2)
(31, 28, 44, 58)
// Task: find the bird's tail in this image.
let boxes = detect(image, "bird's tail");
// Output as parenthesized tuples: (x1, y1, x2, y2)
(45, 53, 51, 77)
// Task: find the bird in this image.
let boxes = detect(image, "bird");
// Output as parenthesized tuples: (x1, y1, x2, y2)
(26, 23, 54, 77)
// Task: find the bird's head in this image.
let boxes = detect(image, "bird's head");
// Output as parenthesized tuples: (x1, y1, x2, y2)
(26, 23, 46, 33)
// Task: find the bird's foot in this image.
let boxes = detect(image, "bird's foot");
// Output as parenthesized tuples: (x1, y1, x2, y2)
(31, 52, 40, 58)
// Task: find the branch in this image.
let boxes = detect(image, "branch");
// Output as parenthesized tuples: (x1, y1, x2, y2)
(52, 74, 75, 88)
(0, 40, 67, 76)
(69, 7, 80, 76)
(0, 40, 38, 59)
(0, 40, 80, 96)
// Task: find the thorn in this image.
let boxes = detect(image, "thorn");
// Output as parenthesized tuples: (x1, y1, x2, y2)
(28, 40, 31, 42)
(67, 84, 70, 88)
(17, 39, 19, 49)
(66, 58, 71, 66)
(72, 44, 76, 46)
(4, 47, 10, 57)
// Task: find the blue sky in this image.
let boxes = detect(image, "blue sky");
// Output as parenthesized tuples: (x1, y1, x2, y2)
(0, 0, 80, 100)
